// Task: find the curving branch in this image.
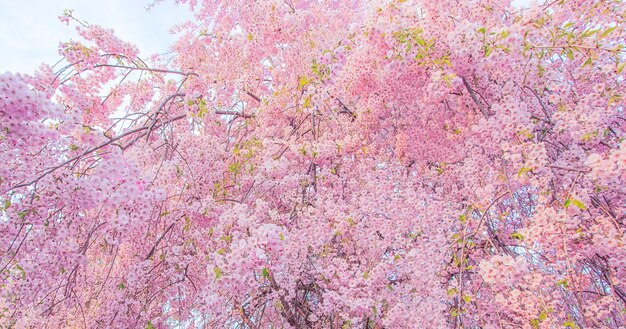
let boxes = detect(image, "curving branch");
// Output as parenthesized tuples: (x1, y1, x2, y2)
(3, 94, 188, 195)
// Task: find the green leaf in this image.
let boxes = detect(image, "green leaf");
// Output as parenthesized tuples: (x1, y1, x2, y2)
(262, 267, 270, 279)
(600, 26, 617, 38)
(228, 162, 242, 174)
(563, 321, 578, 328)
(564, 198, 586, 210)
(572, 199, 586, 210)
(557, 278, 569, 288)
(530, 318, 539, 329)
(476, 27, 486, 34)
(518, 166, 531, 177)
(581, 28, 599, 38)
(511, 232, 524, 241)
(118, 282, 125, 290)
(565, 48, 574, 60)
(3, 199, 10, 210)
(213, 266, 222, 280)
(347, 217, 355, 226)
(183, 215, 191, 232)
(462, 295, 471, 303)
(146, 321, 156, 329)
(484, 46, 492, 57)
(298, 76, 310, 89)
(617, 62, 625, 75)
(582, 56, 592, 68)
(537, 64, 545, 77)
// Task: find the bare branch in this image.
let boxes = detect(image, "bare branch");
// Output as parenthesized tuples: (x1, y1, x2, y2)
(145, 220, 178, 260)
(461, 76, 492, 118)
(4, 108, 187, 195)
(93, 64, 198, 77)
(523, 86, 552, 124)
(215, 110, 255, 118)
(245, 91, 262, 103)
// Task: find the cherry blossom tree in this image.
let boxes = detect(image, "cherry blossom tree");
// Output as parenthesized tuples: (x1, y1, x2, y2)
(1, 0, 625, 328)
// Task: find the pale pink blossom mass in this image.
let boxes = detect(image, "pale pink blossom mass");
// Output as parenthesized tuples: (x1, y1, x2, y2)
(0, 0, 625, 328)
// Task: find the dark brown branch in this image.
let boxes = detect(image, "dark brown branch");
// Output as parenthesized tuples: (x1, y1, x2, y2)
(245, 91, 262, 103)
(268, 272, 297, 327)
(523, 86, 552, 124)
(461, 76, 492, 118)
(145, 93, 187, 141)
(336, 98, 356, 121)
(215, 110, 255, 118)
(93, 64, 198, 77)
(547, 165, 591, 173)
(145, 221, 177, 260)
(239, 305, 257, 329)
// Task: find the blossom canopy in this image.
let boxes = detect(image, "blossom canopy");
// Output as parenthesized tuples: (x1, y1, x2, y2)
(1, 0, 625, 328)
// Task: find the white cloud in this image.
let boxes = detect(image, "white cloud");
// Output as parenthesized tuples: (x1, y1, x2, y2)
(0, 0, 191, 74)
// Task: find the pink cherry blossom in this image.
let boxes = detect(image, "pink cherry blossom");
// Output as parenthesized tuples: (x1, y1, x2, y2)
(1, 0, 625, 328)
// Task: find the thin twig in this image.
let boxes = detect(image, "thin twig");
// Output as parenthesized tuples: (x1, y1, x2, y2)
(93, 64, 198, 77)
(4, 112, 187, 194)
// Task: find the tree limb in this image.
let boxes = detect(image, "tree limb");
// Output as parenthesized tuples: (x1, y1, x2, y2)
(461, 76, 492, 118)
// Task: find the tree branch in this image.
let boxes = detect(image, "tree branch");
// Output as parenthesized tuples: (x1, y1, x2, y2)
(461, 76, 492, 118)
(215, 110, 255, 118)
(145, 220, 178, 260)
(523, 86, 552, 124)
(4, 109, 186, 195)
(245, 90, 262, 103)
(93, 64, 198, 77)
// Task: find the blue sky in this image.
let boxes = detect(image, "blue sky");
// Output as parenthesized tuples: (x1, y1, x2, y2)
(0, 0, 191, 74)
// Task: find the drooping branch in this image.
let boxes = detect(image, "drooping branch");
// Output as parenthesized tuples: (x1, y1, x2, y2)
(461, 76, 492, 118)
(3, 95, 188, 195)
(93, 64, 199, 77)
